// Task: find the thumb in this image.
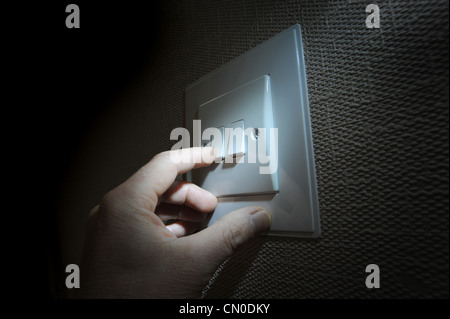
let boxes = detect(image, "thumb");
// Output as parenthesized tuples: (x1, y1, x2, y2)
(188, 206, 271, 263)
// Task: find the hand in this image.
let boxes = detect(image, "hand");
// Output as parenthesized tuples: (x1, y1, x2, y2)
(77, 147, 271, 298)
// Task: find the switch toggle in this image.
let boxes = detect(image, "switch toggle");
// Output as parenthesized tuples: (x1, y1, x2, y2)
(226, 120, 245, 160)
(202, 126, 224, 161)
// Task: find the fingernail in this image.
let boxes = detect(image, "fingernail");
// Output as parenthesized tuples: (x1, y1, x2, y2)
(250, 208, 271, 234)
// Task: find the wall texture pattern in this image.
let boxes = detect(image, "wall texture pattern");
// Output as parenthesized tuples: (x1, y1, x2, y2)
(59, 0, 449, 298)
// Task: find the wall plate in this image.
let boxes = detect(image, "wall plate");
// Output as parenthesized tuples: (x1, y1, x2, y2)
(194, 74, 279, 197)
(184, 24, 320, 238)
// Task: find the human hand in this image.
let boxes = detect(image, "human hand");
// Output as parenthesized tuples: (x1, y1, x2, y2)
(77, 147, 271, 298)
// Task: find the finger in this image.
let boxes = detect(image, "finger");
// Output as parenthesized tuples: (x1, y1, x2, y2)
(155, 203, 209, 222)
(138, 147, 216, 197)
(115, 147, 216, 212)
(166, 220, 202, 238)
(184, 206, 271, 261)
(161, 181, 217, 213)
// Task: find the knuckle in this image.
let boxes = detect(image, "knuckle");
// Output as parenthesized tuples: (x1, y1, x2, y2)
(99, 189, 117, 207)
(99, 187, 129, 212)
(88, 205, 100, 218)
(153, 151, 171, 162)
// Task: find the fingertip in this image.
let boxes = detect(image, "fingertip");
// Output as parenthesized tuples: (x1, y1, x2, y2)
(166, 220, 199, 237)
(249, 206, 271, 234)
(201, 146, 216, 164)
(205, 188, 218, 206)
(193, 187, 217, 213)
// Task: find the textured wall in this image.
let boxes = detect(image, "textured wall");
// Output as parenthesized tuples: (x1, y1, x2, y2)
(58, 0, 449, 298)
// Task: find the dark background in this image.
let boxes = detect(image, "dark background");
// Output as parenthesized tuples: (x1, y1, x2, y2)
(8, 1, 163, 298)
(45, 2, 161, 298)
(7, 1, 448, 299)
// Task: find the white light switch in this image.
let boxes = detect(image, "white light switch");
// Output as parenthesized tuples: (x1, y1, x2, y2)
(185, 25, 321, 238)
(196, 75, 279, 197)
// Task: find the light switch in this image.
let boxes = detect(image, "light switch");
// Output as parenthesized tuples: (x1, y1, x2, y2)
(185, 25, 321, 238)
(226, 120, 245, 160)
(196, 75, 279, 197)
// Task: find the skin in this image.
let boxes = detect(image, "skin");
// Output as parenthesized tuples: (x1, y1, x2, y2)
(77, 147, 271, 298)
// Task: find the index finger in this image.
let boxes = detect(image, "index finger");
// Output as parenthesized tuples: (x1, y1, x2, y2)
(120, 147, 216, 211)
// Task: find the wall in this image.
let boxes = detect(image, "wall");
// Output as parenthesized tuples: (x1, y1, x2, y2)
(57, 0, 449, 298)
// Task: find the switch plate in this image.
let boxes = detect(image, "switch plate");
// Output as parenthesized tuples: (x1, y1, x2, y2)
(185, 24, 320, 238)
(195, 75, 279, 197)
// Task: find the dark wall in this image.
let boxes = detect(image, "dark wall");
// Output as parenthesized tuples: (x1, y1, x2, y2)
(49, 0, 448, 298)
